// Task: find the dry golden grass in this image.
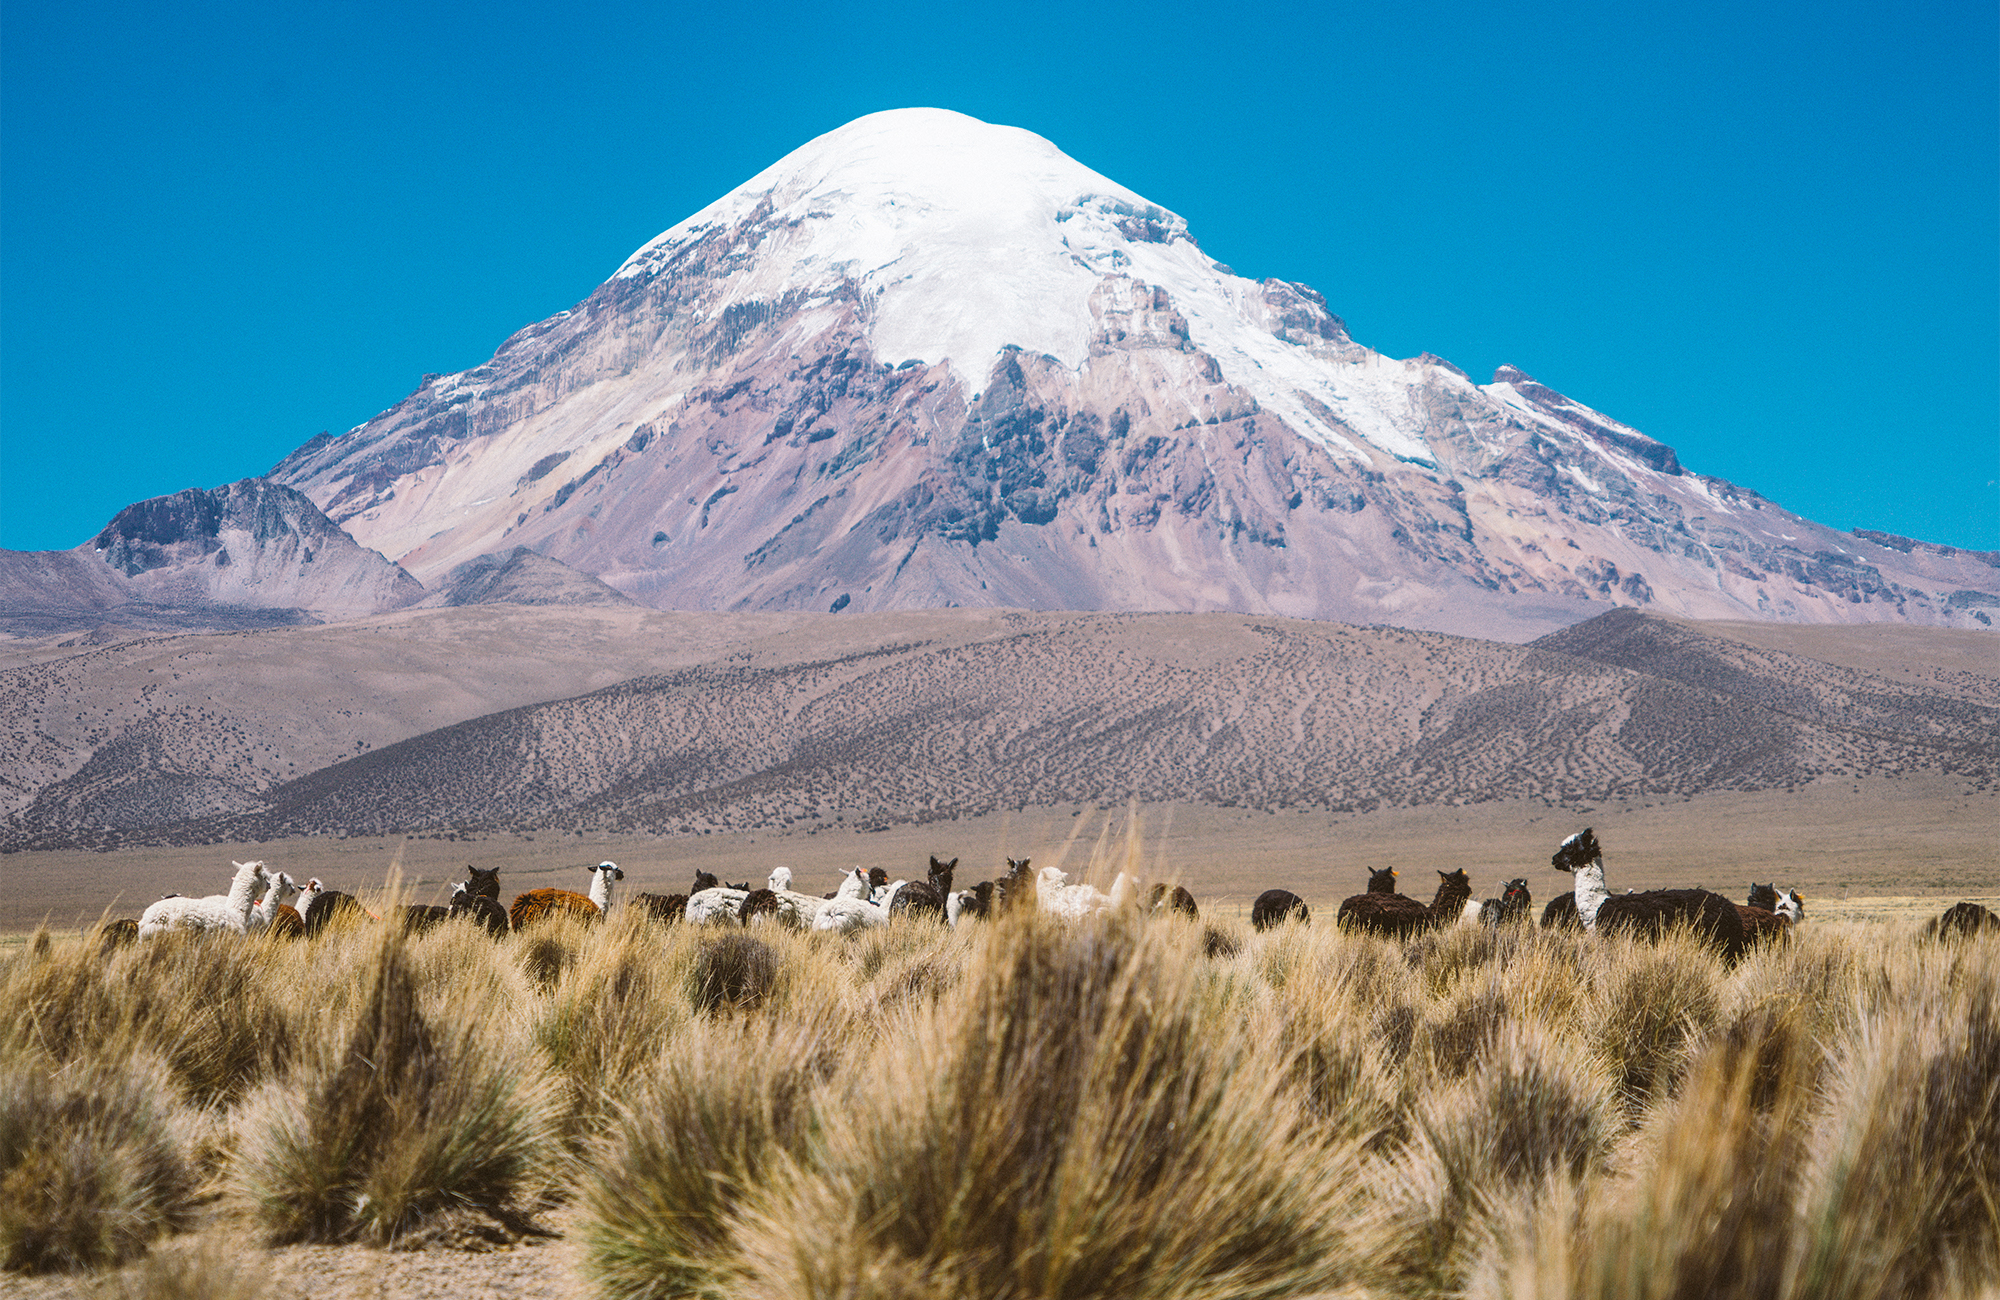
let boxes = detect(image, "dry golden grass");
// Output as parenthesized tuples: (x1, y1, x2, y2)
(1, 877, 1997, 1298)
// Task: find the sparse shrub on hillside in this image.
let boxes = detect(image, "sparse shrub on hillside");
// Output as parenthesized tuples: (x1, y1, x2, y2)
(232, 931, 558, 1244)
(0, 1053, 194, 1274)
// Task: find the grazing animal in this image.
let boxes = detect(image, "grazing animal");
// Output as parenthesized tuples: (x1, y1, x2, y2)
(299, 878, 378, 937)
(687, 881, 752, 925)
(1252, 888, 1310, 931)
(249, 872, 303, 933)
(448, 883, 512, 936)
(812, 870, 907, 933)
(403, 902, 454, 935)
(1736, 904, 1789, 945)
(1147, 883, 1200, 919)
(635, 892, 688, 924)
(1550, 829, 1745, 963)
(1774, 889, 1804, 923)
(1924, 901, 2000, 940)
(738, 889, 783, 924)
(509, 861, 623, 929)
(1747, 882, 1780, 911)
(1336, 868, 1424, 935)
(998, 857, 1037, 911)
(948, 880, 995, 926)
(1541, 892, 1581, 930)
(890, 857, 956, 923)
(1035, 867, 1139, 919)
(95, 918, 140, 953)
(266, 904, 305, 941)
(138, 860, 268, 937)
(1476, 878, 1532, 926)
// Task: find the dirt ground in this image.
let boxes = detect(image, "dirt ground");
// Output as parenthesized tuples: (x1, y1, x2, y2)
(4, 773, 1994, 936)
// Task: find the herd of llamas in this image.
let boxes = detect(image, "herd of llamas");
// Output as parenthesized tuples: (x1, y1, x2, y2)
(95, 827, 1999, 955)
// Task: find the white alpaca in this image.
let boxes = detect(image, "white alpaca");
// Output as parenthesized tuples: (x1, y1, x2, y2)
(1775, 889, 1804, 924)
(138, 860, 268, 937)
(1037, 869, 1141, 919)
(758, 866, 834, 928)
(812, 872, 908, 933)
(248, 871, 302, 932)
(686, 884, 750, 925)
(588, 861, 623, 915)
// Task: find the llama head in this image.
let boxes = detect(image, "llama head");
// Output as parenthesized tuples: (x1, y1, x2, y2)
(266, 872, 302, 909)
(1038, 866, 1069, 889)
(692, 870, 720, 893)
(768, 866, 794, 893)
(1776, 889, 1804, 923)
(1436, 869, 1472, 900)
(867, 867, 889, 891)
(1502, 878, 1531, 906)
(1747, 882, 1778, 910)
(588, 861, 623, 911)
(928, 856, 957, 891)
(466, 865, 501, 899)
(1366, 867, 1398, 893)
(1006, 857, 1032, 876)
(1551, 829, 1599, 874)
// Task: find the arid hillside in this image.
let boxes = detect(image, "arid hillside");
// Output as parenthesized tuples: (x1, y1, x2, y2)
(2, 606, 1992, 851)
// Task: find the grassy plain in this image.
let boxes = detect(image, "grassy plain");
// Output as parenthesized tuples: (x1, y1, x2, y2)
(3, 864, 1997, 1300)
(5, 776, 1994, 936)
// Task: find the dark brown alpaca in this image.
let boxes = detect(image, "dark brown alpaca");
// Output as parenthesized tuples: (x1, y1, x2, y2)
(1252, 889, 1310, 931)
(1551, 829, 1746, 963)
(95, 918, 140, 953)
(1338, 868, 1470, 938)
(635, 892, 688, 924)
(1925, 901, 2000, 940)
(1148, 882, 1200, 919)
(890, 856, 956, 922)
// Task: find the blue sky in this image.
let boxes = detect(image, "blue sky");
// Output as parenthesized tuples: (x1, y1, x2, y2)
(3, 0, 1995, 552)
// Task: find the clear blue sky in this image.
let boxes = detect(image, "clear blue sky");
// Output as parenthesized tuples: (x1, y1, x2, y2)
(4, 0, 1995, 552)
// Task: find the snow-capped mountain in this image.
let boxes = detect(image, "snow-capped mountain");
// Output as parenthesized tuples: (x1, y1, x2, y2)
(268, 109, 1999, 637)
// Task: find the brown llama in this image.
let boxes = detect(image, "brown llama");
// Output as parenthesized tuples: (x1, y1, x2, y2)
(1148, 882, 1200, 919)
(510, 861, 622, 929)
(1924, 901, 2000, 940)
(1252, 889, 1310, 931)
(1551, 829, 1745, 963)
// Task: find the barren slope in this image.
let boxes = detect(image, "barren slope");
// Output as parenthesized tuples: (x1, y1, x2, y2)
(4, 608, 1990, 851)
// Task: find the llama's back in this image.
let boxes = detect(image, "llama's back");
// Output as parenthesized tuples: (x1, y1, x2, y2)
(1334, 892, 1425, 937)
(1597, 889, 1745, 961)
(1253, 889, 1310, 931)
(1736, 904, 1791, 945)
(1540, 893, 1580, 930)
(509, 888, 600, 930)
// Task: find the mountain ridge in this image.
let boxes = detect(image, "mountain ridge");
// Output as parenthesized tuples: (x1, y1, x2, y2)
(3, 607, 1991, 850)
(257, 109, 1999, 638)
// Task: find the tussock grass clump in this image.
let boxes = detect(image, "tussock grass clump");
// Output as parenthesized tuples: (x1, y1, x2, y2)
(539, 917, 692, 1135)
(726, 914, 1370, 1300)
(232, 931, 558, 1244)
(1793, 974, 2000, 1300)
(689, 931, 780, 1014)
(582, 1015, 837, 1300)
(2, 927, 293, 1107)
(89, 1235, 274, 1300)
(1586, 934, 1725, 1111)
(0, 1053, 194, 1274)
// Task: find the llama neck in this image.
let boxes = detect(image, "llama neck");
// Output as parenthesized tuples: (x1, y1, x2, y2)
(228, 864, 263, 919)
(590, 868, 615, 914)
(1572, 860, 1610, 928)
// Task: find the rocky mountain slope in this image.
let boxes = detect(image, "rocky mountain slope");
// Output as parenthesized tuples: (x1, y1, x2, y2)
(0, 479, 424, 632)
(4, 608, 1991, 849)
(264, 109, 1998, 639)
